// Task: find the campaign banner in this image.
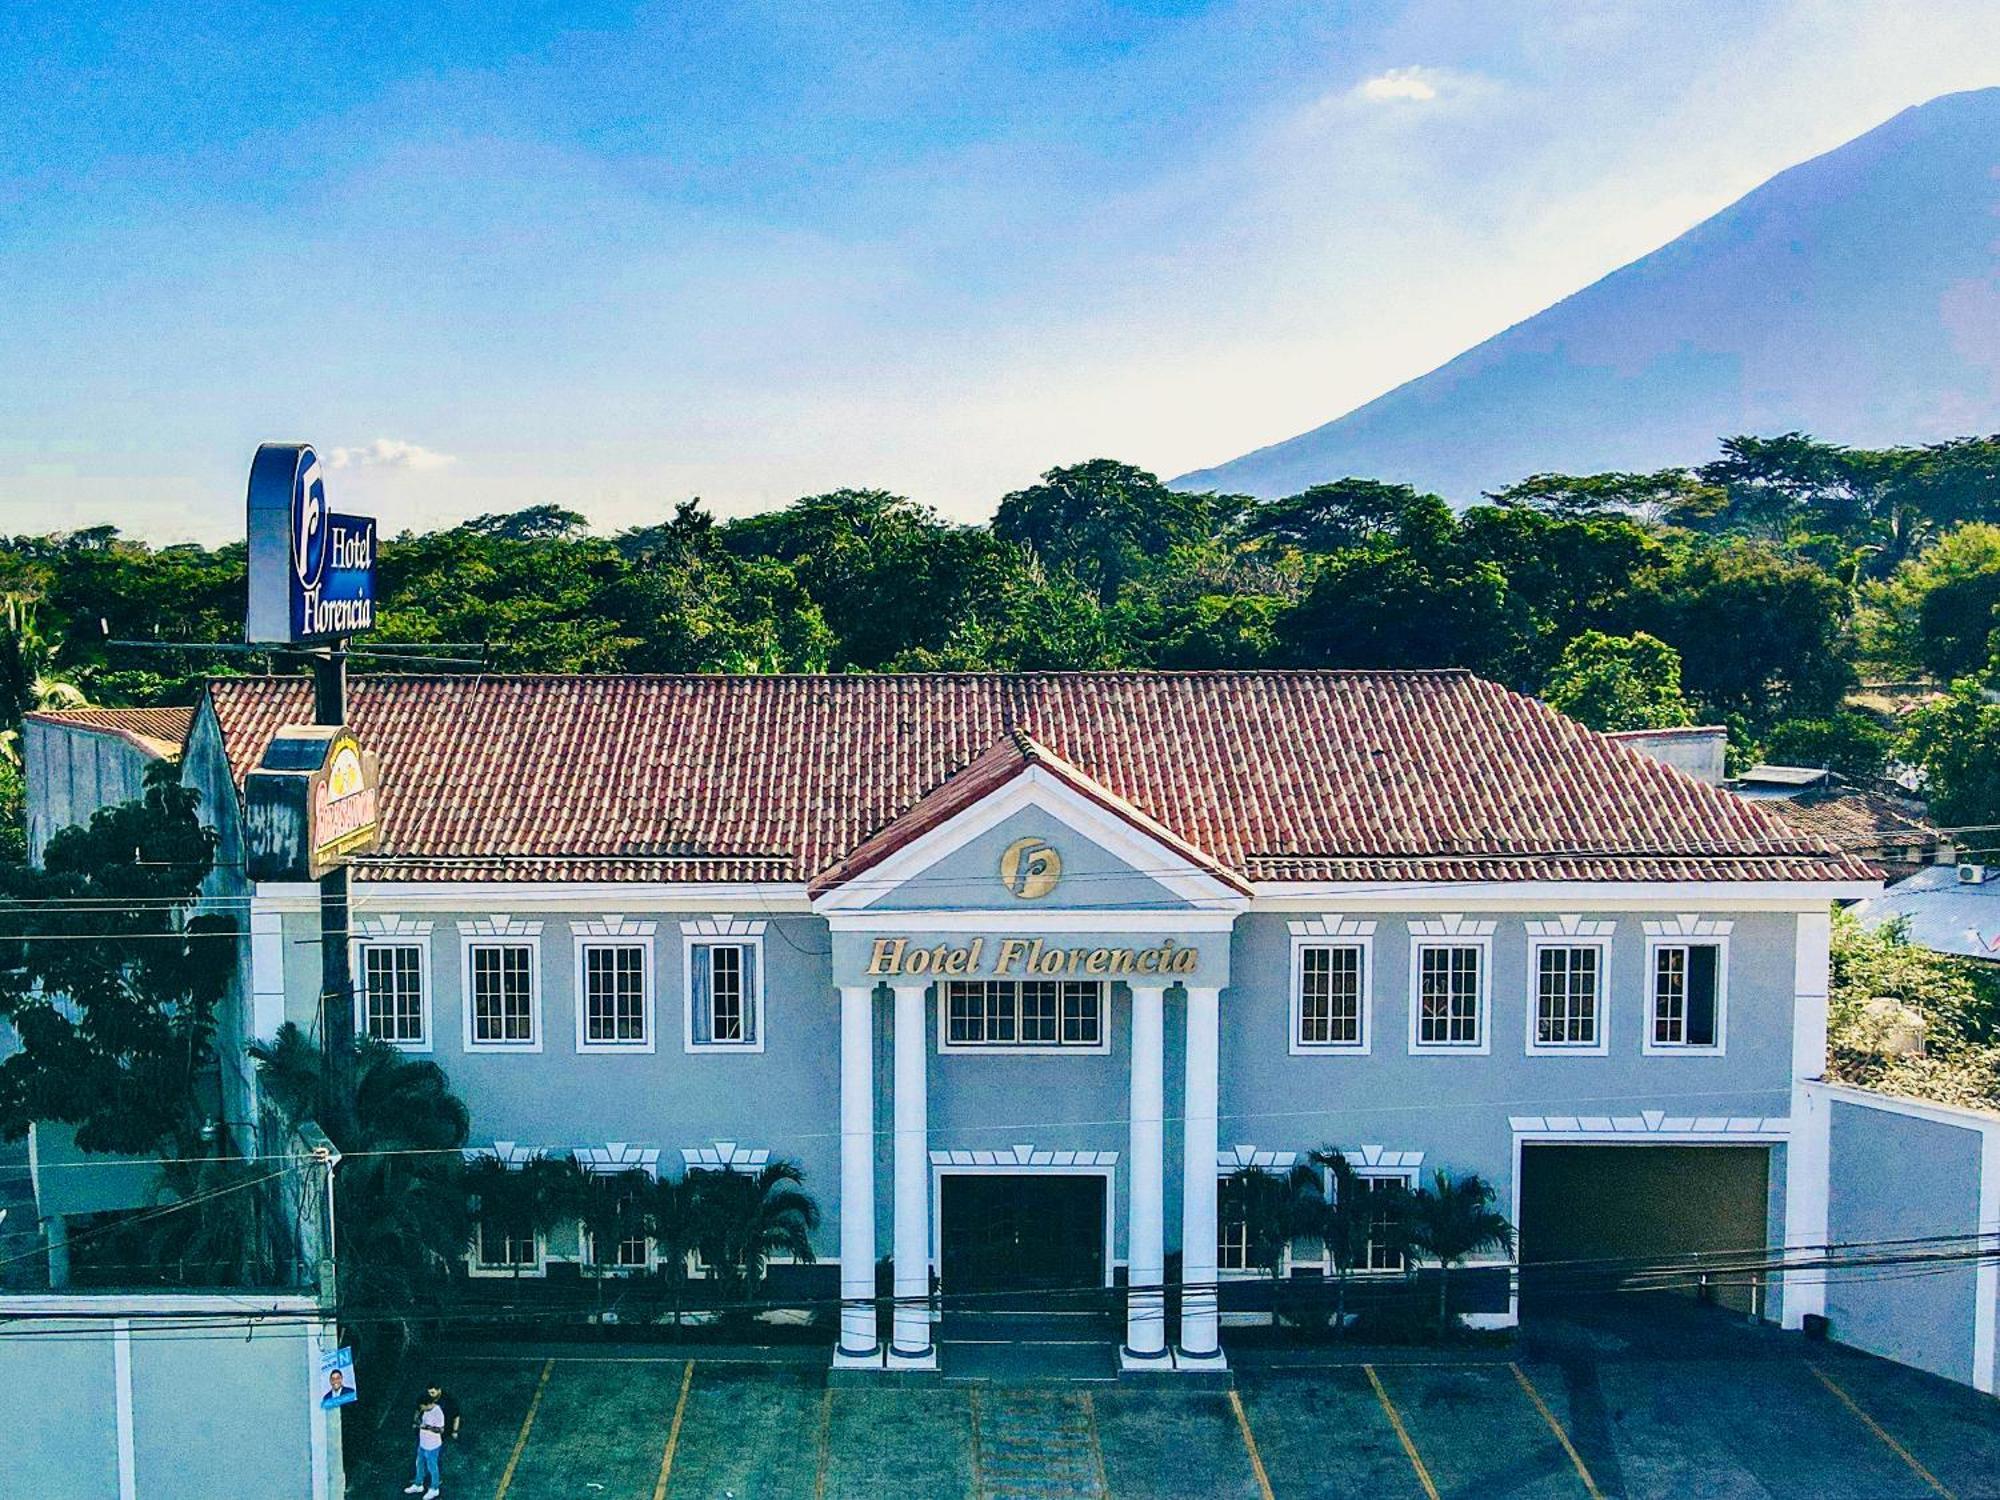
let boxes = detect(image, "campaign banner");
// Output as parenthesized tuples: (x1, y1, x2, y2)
(246, 443, 377, 644)
(319, 1345, 358, 1409)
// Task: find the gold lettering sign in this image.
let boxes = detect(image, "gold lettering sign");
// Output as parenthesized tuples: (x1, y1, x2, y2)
(866, 936, 1199, 978)
(999, 837, 1062, 900)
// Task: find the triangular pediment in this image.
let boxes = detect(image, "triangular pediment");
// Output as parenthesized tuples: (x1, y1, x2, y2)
(809, 734, 1249, 913)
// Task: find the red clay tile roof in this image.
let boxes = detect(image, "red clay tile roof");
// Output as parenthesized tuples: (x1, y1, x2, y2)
(201, 672, 1879, 887)
(809, 730, 1256, 898)
(27, 706, 194, 759)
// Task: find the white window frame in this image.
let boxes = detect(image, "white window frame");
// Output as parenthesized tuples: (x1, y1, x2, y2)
(681, 918, 767, 1055)
(1216, 1172, 1262, 1277)
(458, 921, 544, 1054)
(1643, 920, 1731, 1057)
(1407, 917, 1494, 1056)
(1289, 919, 1375, 1055)
(1524, 918, 1615, 1057)
(573, 918, 657, 1055)
(1346, 1166, 1420, 1276)
(469, 1220, 546, 1278)
(935, 978, 1112, 1055)
(351, 933, 433, 1053)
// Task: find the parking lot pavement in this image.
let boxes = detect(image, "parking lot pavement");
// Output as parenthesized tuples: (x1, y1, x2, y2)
(1234, 1367, 1435, 1498)
(821, 1388, 976, 1499)
(345, 1330, 2000, 1499)
(1092, 1387, 1266, 1499)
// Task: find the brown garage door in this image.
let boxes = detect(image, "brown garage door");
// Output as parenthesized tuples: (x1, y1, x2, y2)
(1518, 1144, 1772, 1315)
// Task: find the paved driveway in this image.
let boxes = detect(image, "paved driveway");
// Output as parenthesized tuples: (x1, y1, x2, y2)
(346, 1304, 2000, 1499)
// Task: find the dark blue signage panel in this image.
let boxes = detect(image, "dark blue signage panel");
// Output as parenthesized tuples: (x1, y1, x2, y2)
(245, 443, 377, 644)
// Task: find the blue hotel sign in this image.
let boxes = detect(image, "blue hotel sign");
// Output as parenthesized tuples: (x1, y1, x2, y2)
(245, 443, 377, 644)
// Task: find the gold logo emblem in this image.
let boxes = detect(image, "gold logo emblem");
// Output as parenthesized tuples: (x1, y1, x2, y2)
(999, 837, 1062, 900)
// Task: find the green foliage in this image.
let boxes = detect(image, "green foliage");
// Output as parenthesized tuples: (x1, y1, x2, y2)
(1901, 681, 2000, 829)
(993, 460, 1242, 600)
(1864, 522, 2000, 681)
(1404, 1169, 1514, 1337)
(257, 1022, 472, 1348)
(691, 1159, 820, 1301)
(1541, 630, 1694, 732)
(0, 761, 230, 1156)
(0, 427, 1991, 751)
(1828, 911, 2000, 1109)
(1761, 711, 1894, 779)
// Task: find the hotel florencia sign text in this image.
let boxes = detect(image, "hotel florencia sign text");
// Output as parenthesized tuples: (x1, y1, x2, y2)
(866, 936, 1201, 979)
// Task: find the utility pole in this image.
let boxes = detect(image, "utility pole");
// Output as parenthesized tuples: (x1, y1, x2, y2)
(312, 645, 356, 1140)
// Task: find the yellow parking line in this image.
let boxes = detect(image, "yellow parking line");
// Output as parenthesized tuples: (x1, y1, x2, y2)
(1809, 1364, 1956, 1500)
(1365, 1365, 1441, 1500)
(1510, 1363, 1604, 1500)
(1227, 1389, 1276, 1500)
(813, 1385, 833, 1500)
(651, 1359, 696, 1500)
(492, 1357, 554, 1500)
(1082, 1391, 1114, 1499)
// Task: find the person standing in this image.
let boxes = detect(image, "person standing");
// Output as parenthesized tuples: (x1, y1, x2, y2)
(404, 1389, 447, 1498)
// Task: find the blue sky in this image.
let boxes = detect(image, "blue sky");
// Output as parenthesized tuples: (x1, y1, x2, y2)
(1, 0, 1996, 540)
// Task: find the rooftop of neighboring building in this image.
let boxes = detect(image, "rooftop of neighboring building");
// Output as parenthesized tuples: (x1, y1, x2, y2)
(1853, 862, 2000, 963)
(24, 705, 193, 760)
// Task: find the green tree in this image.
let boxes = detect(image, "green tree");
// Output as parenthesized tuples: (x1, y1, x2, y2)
(256, 1023, 473, 1354)
(645, 1171, 709, 1329)
(1541, 630, 1694, 732)
(1404, 1170, 1514, 1339)
(1278, 497, 1523, 675)
(1828, 911, 2000, 1109)
(1240, 479, 1428, 552)
(465, 1153, 590, 1279)
(993, 461, 1241, 599)
(0, 762, 231, 1156)
(1309, 1148, 1405, 1337)
(1222, 1162, 1326, 1328)
(1762, 712, 1894, 779)
(1865, 523, 2000, 681)
(1632, 540, 1851, 723)
(692, 1160, 820, 1306)
(723, 490, 1016, 668)
(463, 505, 589, 542)
(1902, 681, 2000, 829)
(1487, 468, 1724, 526)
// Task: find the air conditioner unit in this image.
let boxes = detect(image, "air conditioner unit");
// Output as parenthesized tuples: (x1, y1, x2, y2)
(1959, 862, 1987, 885)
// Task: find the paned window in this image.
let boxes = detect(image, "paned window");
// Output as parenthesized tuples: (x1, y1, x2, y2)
(1416, 944, 1483, 1048)
(361, 943, 425, 1045)
(1534, 945, 1601, 1048)
(469, 943, 536, 1046)
(943, 981, 1104, 1048)
(1298, 944, 1365, 1047)
(689, 942, 759, 1047)
(1652, 943, 1722, 1048)
(583, 943, 648, 1047)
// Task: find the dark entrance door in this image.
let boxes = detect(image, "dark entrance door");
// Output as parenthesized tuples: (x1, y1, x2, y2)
(939, 1174, 1106, 1296)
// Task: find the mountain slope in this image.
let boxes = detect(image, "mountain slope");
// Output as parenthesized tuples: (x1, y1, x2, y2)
(1176, 88, 2000, 502)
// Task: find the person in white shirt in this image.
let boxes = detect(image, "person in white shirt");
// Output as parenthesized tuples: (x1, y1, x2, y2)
(404, 1393, 447, 1499)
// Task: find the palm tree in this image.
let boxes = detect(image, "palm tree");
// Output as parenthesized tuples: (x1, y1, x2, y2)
(254, 1023, 472, 1353)
(465, 1153, 587, 1278)
(1309, 1148, 1409, 1337)
(0, 595, 85, 767)
(1405, 1169, 1515, 1339)
(645, 1171, 708, 1329)
(692, 1160, 820, 1307)
(1224, 1162, 1325, 1330)
(144, 1153, 275, 1287)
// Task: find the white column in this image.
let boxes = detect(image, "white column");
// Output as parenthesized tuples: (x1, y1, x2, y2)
(1178, 984, 1225, 1367)
(889, 982, 936, 1367)
(1123, 984, 1169, 1366)
(1782, 912, 1832, 1329)
(835, 984, 880, 1365)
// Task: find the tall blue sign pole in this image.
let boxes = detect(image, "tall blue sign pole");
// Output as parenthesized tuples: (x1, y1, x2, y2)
(246, 444, 378, 1136)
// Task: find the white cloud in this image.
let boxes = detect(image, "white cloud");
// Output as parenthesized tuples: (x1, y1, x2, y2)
(325, 438, 456, 472)
(1357, 67, 1444, 103)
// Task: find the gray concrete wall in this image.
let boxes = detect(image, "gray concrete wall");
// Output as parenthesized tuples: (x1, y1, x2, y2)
(1823, 1089, 1993, 1387)
(0, 1294, 335, 1499)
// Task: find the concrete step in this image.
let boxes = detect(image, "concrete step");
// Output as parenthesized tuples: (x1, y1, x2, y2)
(971, 1390, 1108, 1500)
